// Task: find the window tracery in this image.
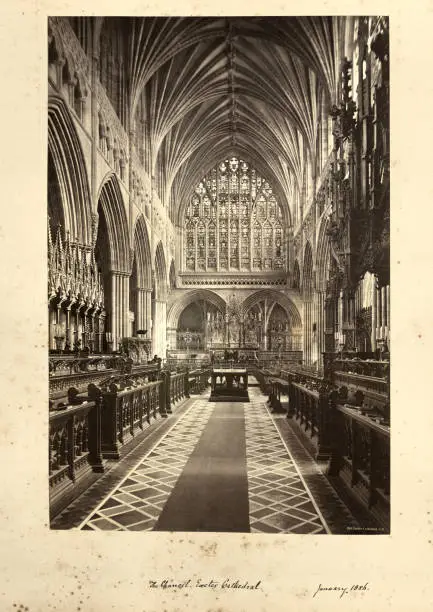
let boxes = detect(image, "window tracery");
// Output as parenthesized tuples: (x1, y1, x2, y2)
(183, 157, 285, 272)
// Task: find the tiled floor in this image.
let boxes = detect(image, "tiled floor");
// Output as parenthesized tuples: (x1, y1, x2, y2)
(54, 381, 363, 533)
(245, 390, 329, 534)
(79, 398, 214, 531)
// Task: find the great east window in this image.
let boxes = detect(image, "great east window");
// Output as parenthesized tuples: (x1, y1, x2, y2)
(183, 157, 285, 272)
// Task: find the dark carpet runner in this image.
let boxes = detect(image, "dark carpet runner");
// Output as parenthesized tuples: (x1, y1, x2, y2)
(154, 403, 250, 532)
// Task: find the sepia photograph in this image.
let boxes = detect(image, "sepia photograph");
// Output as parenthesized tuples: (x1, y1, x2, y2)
(47, 16, 390, 535)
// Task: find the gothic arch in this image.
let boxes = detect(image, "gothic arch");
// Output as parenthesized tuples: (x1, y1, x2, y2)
(133, 215, 152, 289)
(97, 173, 130, 273)
(242, 289, 302, 328)
(154, 241, 167, 300)
(181, 155, 287, 273)
(48, 95, 92, 245)
(167, 289, 226, 330)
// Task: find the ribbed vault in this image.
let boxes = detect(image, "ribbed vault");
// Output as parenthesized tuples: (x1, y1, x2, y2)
(89, 17, 356, 224)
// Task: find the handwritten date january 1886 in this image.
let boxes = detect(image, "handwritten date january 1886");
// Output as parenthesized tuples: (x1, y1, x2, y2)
(313, 583, 370, 598)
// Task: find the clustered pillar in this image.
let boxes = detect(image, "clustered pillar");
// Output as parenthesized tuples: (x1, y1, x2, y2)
(314, 290, 326, 367)
(135, 287, 152, 334)
(109, 271, 130, 351)
(152, 298, 167, 358)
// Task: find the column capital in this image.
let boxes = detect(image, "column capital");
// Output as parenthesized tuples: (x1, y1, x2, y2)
(110, 269, 130, 278)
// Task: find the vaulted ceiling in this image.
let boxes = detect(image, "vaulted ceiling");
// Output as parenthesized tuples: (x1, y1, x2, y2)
(96, 17, 355, 223)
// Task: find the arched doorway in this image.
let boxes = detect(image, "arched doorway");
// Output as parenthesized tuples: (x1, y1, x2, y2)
(267, 303, 292, 351)
(177, 303, 205, 350)
(242, 290, 303, 354)
(167, 289, 226, 352)
(176, 300, 225, 351)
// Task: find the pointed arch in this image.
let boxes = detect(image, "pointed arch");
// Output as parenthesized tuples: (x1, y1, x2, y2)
(154, 241, 167, 300)
(133, 215, 152, 289)
(48, 95, 92, 244)
(181, 154, 288, 273)
(97, 173, 130, 273)
(167, 289, 226, 330)
(242, 289, 302, 328)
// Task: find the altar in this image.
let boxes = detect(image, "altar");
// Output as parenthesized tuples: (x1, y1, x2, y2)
(209, 368, 249, 402)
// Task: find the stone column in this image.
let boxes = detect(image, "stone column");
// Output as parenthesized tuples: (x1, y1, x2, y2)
(338, 290, 344, 336)
(386, 284, 391, 348)
(303, 299, 313, 365)
(263, 318, 268, 351)
(161, 300, 167, 357)
(65, 305, 72, 351)
(109, 272, 117, 350)
(49, 305, 55, 351)
(145, 289, 152, 338)
(116, 274, 123, 348)
(135, 287, 151, 332)
(324, 296, 335, 353)
(376, 285, 382, 342)
(314, 290, 325, 368)
(108, 271, 130, 350)
(381, 285, 387, 339)
(90, 49, 99, 221)
(166, 327, 177, 350)
(153, 299, 167, 357)
(371, 282, 377, 351)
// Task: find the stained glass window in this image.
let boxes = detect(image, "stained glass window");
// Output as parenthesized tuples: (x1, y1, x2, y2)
(183, 156, 286, 272)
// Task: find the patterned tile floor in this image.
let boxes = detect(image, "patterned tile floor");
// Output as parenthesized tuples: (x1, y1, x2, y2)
(245, 388, 329, 534)
(70, 381, 358, 533)
(78, 398, 215, 531)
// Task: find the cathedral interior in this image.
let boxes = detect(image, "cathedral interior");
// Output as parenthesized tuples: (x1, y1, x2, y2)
(48, 16, 390, 533)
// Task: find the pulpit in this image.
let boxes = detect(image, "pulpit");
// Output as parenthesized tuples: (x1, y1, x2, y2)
(209, 368, 249, 402)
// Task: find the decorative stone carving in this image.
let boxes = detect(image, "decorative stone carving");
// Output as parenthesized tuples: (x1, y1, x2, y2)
(129, 248, 135, 273)
(48, 223, 104, 311)
(49, 17, 90, 81)
(179, 275, 286, 288)
(303, 209, 314, 240)
(91, 213, 99, 248)
(96, 81, 128, 159)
